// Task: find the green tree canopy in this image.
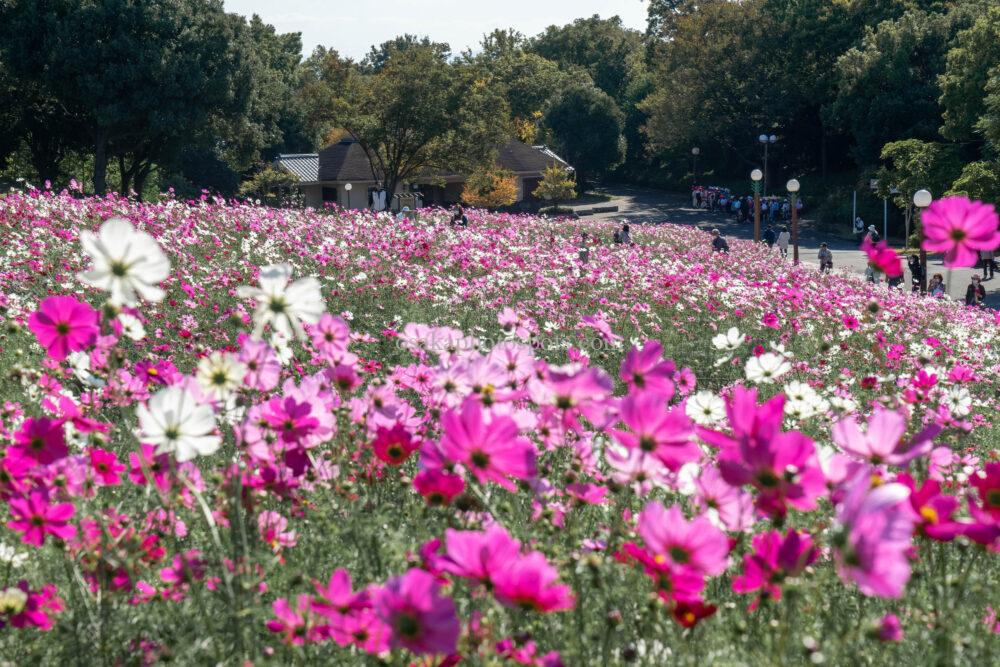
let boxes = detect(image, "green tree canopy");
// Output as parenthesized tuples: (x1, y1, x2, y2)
(543, 84, 624, 184)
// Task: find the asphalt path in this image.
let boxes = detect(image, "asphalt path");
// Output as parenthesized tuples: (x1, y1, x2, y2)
(573, 185, 1000, 308)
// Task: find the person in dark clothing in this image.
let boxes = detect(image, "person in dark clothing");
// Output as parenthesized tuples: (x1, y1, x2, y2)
(762, 225, 776, 247)
(710, 228, 729, 253)
(450, 205, 468, 227)
(907, 255, 924, 293)
(965, 275, 986, 307)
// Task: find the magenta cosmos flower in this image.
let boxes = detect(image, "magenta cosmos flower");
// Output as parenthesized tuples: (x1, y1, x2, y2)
(438, 398, 536, 491)
(612, 391, 700, 471)
(373, 568, 460, 656)
(637, 501, 730, 577)
(831, 407, 940, 466)
(619, 341, 677, 396)
(921, 196, 1000, 267)
(6, 490, 77, 546)
(10, 417, 68, 465)
(861, 237, 903, 277)
(833, 469, 915, 598)
(440, 525, 522, 587)
(732, 529, 818, 609)
(493, 551, 575, 613)
(28, 295, 100, 361)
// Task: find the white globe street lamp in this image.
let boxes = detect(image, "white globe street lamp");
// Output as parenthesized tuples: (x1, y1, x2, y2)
(787, 179, 801, 264)
(751, 169, 763, 242)
(913, 189, 932, 293)
(344, 182, 353, 209)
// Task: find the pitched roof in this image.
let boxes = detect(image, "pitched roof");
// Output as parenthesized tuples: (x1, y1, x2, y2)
(276, 153, 319, 182)
(498, 141, 570, 173)
(318, 140, 377, 182)
(276, 139, 572, 184)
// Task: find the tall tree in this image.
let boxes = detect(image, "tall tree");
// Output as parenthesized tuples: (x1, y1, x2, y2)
(543, 84, 624, 185)
(310, 41, 510, 206)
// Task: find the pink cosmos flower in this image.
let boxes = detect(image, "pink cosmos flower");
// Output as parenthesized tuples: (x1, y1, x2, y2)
(438, 399, 536, 491)
(692, 466, 755, 532)
(964, 463, 1000, 548)
(372, 424, 419, 465)
(258, 511, 298, 552)
(699, 387, 826, 517)
(732, 530, 818, 609)
(861, 237, 903, 277)
(28, 295, 100, 361)
(10, 417, 68, 465)
(237, 334, 281, 391)
(619, 341, 676, 396)
(440, 525, 522, 587)
(6, 582, 64, 631)
(266, 595, 316, 645)
(310, 313, 351, 363)
(637, 501, 729, 576)
(875, 613, 903, 642)
(311, 568, 369, 620)
(896, 473, 962, 541)
(620, 542, 705, 604)
(89, 448, 125, 485)
(831, 408, 940, 466)
(493, 551, 575, 613)
(374, 568, 460, 655)
(6, 490, 77, 546)
(611, 392, 700, 471)
(833, 469, 915, 598)
(413, 469, 465, 505)
(921, 196, 1000, 267)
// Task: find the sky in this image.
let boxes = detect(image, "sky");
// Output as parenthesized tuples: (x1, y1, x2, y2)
(224, 0, 649, 59)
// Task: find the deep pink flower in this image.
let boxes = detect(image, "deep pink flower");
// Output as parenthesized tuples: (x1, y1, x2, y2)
(372, 424, 419, 465)
(89, 448, 125, 485)
(833, 470, 915, 598)
(896, 473, 962, 541)
(611, 392, 700, 471)
(10, 417, 68, 465)
(493, 551, 575, 613)
(732, 530, 818, 609)
(7, 582, 64, 631)
(964, 463, 1000, 548)
(619, 341, 676, 396)
(672, 598, 718, 628)
(861, 236, 903, 277)
(637, 502, 729, 577)
(699, 387, 826, 517)
(258, 511, 297, 552)
(266, 595, 316, 645)
(311, 568, 369, 620)
(310, 313, 351, 362)
(620, 542, 705, 604)
(6, 490, 77, 546)
(440, 525, 522, 587)
(28, 295, 99, 361)
(875, 613, 903, 642)
(921, 196, 1000, 267)
(413, 469, 465, 505)
(374, 568, 460, 655)
(439, 399, 536, 491)
(832, 408, 940, 466)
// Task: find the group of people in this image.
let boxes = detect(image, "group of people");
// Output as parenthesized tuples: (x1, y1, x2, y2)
(576, 223, 634, 264)
(692, 186, 803, 225)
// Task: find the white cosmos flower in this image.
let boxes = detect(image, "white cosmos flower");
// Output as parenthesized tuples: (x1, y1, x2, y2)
(944, 387, 972, 416)
(745, 353, 791, 384)
(196, 352, 247, 402)
(117, 313, 146, 341)
(711, 327, 742, 351)
(0, 543, 28, 568)
(783, 380, 816, 403)
(137, 386, 220, 462)
(829, 395, 857, 414)
(78, 218, 170, 306)
(237, 263, 324, 341)
(685, 391, 726, 425)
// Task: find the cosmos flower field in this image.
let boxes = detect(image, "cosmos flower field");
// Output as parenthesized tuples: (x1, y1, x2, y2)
(0, 188, 998, 665)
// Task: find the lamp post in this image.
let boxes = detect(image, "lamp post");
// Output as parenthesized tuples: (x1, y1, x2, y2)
(787, 179, 800, 265)
(691, 147, 700, 187)
(344, 182, 353, 209)
(751, 169, 763, 242)
(913, 189, 932, 293)
(758, 134, 777, 195)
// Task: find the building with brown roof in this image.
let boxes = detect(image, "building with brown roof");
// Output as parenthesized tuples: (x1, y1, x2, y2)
(275, 138, 571, 210)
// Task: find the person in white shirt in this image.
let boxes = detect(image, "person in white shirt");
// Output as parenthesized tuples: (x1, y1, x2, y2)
(776, 226, 791, 258)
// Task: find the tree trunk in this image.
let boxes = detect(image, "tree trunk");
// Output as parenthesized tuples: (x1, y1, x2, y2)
(134, 162, 154, 201)
(93, 134, 108, 195)
(119, 155, 131, 195)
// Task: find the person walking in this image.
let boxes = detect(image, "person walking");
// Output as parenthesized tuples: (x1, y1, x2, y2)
(578, 232, 590, 264)
(853, 216, 865, 244)
(620, 223, 632, 245)
(979, 248, 995, 279)
(762, 224, 776, 247)
(965, 275, 986, 307)
(865, 225, 880, 244)
(710, 228, 729, 253)
(776, 226, 791, 258)
(817, 243, 833, 273)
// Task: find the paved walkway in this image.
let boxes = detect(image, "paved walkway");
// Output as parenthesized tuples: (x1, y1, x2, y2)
(573, 186, 1000, 308)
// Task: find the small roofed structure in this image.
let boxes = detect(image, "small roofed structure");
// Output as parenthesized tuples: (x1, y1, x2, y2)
(275, 138, 572, 210)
